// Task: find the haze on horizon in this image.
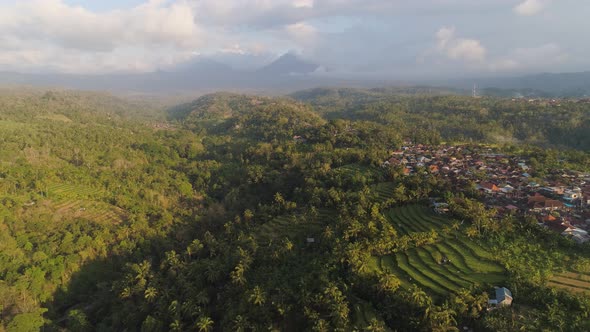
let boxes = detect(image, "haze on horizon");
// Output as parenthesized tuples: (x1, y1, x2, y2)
(0, 0, 589, 81)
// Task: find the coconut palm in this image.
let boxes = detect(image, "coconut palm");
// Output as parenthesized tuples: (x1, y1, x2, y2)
(196, 316, 214, 332)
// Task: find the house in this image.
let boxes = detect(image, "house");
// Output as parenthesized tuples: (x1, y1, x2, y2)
(433, 202, 450, 214)
(488, 287, 513, 307)
(527, 194, 564, 211)
(563, 188, 581, 202)
(478, 182, 499, 194)
(562, 226, 590, 244)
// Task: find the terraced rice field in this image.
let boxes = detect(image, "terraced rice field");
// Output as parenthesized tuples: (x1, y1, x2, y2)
(373, 204, 506, 297)
(46, 183, 125, 224)
(51, 199, 127, 224)
(548, 271, 590, 294)
(48, 183, 104, 199)
(371, 182, 397, 203)
(255, 209, 334, 244)
(333, 164, 380, 179)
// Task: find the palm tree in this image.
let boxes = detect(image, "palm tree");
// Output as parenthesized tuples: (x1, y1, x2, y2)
(249, 286, 266, 306)
(169, 319, 182, 332)
(144, 286, 158, 302)
(230, 263, 247, 286)
(196, 316, 214, 332)
(409, 285, 431, 308)
(233, 315, 250, 332)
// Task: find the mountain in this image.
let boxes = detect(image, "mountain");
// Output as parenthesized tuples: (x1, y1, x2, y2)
(0, 53, 324, 93)
(257, 53, 319, 76)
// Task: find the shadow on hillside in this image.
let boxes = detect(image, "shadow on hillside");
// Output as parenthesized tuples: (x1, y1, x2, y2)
(43, 233, 173, 331)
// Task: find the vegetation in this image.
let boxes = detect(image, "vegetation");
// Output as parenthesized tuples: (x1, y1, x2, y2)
(0, 88, 589, 331)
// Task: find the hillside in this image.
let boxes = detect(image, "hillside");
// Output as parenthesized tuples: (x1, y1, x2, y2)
(290, 87, 590, 151)
(0, 89, 589, 331)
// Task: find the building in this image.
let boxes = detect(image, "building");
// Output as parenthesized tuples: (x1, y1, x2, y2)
(488, 287, 513, 307)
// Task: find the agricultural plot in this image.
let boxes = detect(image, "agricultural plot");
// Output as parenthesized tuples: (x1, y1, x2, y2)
(333, 164, 381, 179)
(48, 183, 104, 199)
(50, 199, 127, 224)
(45, 183, 125, 224)
(371, 182, 397, 203)
(373, 204, 507, 297)
(255, 209, 334, 244)
(548, 272, 590, 295)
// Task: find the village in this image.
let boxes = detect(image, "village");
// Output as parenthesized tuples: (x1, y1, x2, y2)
(383, 143, 590, 244)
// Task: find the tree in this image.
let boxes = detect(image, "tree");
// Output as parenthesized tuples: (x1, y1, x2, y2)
(196, 316, 214, 332)
(144, 287, 158, 302)
(249, 286, 266, 306)
(7, 309, 47, 332)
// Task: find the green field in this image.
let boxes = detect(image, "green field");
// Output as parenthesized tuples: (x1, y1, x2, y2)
(372, 205, 507, 297)
(371, 182, 397, 203)
(45, 183, 125, 224)
(48, 183, 104, 199)
(333, 164, 381, 179)
(549, 272, 590, 294)
(50, 199, 127, 224)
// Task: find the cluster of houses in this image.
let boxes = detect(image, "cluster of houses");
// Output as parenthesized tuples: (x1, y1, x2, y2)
(383, 144, 590, 244)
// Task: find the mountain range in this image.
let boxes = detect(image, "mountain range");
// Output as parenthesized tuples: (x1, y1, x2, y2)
(2, 52, 590, 97)
(0, 53, 322, 93)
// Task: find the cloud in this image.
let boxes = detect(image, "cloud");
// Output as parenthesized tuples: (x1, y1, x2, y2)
(0, 0, 587, 76)
(0, 0, 201, 52)
(284, 22, 319, 49)
(490, 43, 568, 71)
(0, 0, 204, 72)
(435, 27, 486, 62)
(514, 0, 548, 16)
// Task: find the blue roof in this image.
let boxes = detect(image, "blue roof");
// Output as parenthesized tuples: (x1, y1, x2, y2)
(496, 287, 512, 301)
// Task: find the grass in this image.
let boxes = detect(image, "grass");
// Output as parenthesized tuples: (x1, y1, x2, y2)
(36, 114, 72, 122)
(373, 204, 508, 297)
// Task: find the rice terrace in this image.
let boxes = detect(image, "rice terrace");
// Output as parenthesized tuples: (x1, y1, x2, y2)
(368, 204, 507, 297)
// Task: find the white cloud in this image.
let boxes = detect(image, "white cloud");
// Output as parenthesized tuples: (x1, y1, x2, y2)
(293, 0, 315, 8)
(514, 0, 549, 16)
(435, 27, 486, 62)
(1, 0, 202, 52)
(0, 0, 203, 72)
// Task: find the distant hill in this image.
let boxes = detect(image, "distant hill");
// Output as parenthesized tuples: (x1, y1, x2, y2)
(257, 53, 319, 76)
(449, 71, 590, 97)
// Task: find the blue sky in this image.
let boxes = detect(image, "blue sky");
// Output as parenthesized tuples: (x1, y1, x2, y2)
(0, 0, 588, 78)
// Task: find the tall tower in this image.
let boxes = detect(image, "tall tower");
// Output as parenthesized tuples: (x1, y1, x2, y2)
(472, 83, 478, 98)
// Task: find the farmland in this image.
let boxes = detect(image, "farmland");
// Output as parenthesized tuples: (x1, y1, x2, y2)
(44, 183, 126, 224)
(548, 271, 590, 295)
(369, 204, 506, 297)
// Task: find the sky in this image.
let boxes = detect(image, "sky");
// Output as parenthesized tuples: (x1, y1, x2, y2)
(0, 0, 588, 79)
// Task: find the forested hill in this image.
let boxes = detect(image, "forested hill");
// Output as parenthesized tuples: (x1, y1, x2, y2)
(1, 89, 590, 331)
(168, 92, 326, 137)
(291, 87, 590, 152)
